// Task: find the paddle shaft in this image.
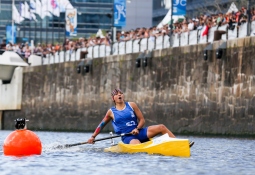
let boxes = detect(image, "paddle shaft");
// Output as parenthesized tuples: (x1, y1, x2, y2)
(64, 133, 130, 148)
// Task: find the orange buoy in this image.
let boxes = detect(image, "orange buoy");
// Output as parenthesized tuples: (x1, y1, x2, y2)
(3, 118, 42, 156)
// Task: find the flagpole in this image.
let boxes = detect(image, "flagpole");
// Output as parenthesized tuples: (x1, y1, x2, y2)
(46, 0, 48, 45)
(29, 2, 31, 44)
(40, 0, 42, 44)
(170, 0, 173, 47)
(12, 0, 15, 44)
(111, 0, 114, 55)
(52, 6, 54, 45)
(247, 0, 251, 36)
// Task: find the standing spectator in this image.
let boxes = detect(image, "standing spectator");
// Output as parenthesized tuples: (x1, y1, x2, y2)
(0, 39, 6, 50)
(119, 31, 126, 41)
(54, 42, 60, 53)
(193, 19, 199, 30)
(23, 44, 31, 62)
(100, 36, 110, 46)
(6, 42, 13, 51)
(76, 37, 84, 49)
(129, 29, 135, 39)
(202, 18, 212, 36)
(149, 28, 156, 42)
(34, 43, 43, 56)
(217, 13, 223, 27)
(181, 21, 189, 33)
(12, 43, 21, 54)
(63, 38, 69, 52)
(242, 7, 247, 16)
(106, 31, 112, 44)
(228, 12, 237, 30)
(188, 19, 194, 31)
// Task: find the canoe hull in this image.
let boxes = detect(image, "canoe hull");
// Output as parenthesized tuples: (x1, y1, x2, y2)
(104, 134, 191, 157)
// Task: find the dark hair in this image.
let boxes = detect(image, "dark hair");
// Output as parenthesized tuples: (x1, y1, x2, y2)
(111, 88, 123, 97)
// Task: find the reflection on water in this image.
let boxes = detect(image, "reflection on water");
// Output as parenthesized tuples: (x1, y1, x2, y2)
(0, 130, 255, 175)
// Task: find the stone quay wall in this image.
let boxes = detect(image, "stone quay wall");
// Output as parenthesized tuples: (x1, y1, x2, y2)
(3, 37, 255, 136)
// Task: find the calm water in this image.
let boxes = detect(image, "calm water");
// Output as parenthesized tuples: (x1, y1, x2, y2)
(0, 130, 255, 175)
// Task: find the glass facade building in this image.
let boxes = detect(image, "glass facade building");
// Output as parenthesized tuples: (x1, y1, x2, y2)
(152, 0, 169, 26)
(3, 0, 248, 45)
(0, 0, 115, 45)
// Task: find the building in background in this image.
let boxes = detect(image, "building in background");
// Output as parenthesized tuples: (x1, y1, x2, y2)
(3, 0, 249, 45)
(152, 0, 170, 27)
(0, 0, 173, 45)
(123, 0, 153, 31)
(0, 0, 114, 45)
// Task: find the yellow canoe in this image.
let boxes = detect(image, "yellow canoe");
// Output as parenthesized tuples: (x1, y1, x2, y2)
(104, 134, 191, 157)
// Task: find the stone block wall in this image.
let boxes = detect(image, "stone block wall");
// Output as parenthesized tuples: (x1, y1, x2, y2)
(3, 37, 255, 136)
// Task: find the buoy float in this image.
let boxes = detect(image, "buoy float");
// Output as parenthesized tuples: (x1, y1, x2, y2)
(3, 118, 42, 156)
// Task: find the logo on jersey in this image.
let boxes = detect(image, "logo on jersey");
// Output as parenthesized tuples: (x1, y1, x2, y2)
(126, 121, 136, 126)
(130, 111, 135, 118)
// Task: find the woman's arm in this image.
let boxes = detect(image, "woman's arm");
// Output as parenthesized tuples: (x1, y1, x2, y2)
(87, 110, 113, 143)
(129, 102, 145, 130)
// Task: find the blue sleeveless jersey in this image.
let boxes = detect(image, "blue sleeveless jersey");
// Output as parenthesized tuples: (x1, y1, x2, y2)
(110, 102, 138, 134)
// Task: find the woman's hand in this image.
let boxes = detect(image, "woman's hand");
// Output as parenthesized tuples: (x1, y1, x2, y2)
(131, 128, 139, 135)
(87, 136, 95, 144)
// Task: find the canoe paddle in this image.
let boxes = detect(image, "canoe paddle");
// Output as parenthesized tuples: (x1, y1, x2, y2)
(56, 133, 131, 149)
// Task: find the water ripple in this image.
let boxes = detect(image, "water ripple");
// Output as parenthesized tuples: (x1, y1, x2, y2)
(0, 131, 255, 175)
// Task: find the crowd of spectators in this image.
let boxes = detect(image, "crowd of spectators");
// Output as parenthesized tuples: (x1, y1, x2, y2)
(172, 6, 249, 37)
(0, 5, 254, 61)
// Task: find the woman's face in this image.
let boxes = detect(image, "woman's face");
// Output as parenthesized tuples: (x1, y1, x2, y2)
(112, 91, 124, 103)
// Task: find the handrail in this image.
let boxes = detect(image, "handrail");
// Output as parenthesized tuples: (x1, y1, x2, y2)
(28, 21, 255, 66)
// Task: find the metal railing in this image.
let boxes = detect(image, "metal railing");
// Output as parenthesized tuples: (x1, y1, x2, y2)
(29, 21, 255, 66)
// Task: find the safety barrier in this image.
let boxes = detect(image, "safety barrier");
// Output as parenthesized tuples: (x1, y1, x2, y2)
(30, 21, 255, 66)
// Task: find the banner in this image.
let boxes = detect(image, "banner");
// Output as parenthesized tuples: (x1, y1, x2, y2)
(114, 0, 126, 27)
(173, 0, 186, 15)
(6, 25, 16, 44)
(65, 8, 77, 37)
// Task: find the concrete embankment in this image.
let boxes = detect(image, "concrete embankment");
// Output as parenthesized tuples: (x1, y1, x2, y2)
(2, 37, 255, 136)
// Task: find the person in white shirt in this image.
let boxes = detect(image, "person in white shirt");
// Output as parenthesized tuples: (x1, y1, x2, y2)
(5, 42, 13, 51)
(188, 19, 194, 31)
(12, 44, 21, 54)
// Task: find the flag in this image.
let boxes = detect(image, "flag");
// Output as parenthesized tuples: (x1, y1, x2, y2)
(162, 0, 171, 9)
(30, 0, 36, 13)
(227, 2, 239, 14)
(12, 4, 24, 24)
(20, 2, 33, 19)
(25, 2, 37, 21)
(20, 3, 26, 18)
(29, 0, 39, 21)
(30, 0, 36, 10)
(56, 0, 74, 12)
(49, 0, 60, 17)
(41, 0, 53, 18)
(33, 0, 43, 19)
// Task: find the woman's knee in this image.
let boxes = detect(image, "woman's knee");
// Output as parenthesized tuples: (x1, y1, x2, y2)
(158, 124, 167, 131)
(129, 139, 141, 144)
